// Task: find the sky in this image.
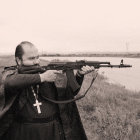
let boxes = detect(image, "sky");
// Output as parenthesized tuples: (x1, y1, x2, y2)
(0, 0, 140, 54)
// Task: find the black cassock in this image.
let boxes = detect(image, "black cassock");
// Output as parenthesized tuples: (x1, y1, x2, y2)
(0, 69, 87, 140)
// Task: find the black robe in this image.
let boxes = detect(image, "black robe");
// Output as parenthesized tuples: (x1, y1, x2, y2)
(0, 68, 87, 140)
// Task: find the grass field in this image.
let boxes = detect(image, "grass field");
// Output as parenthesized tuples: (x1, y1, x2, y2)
(1, 56, 140, 140)
(78, 73, 140, 140)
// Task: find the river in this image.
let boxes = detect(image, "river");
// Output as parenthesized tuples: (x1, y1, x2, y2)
(40, 57, 140, 92)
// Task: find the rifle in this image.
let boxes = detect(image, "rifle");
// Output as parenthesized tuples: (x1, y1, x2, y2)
(5, 59, 132, 104)
(18, 59, 132, 74)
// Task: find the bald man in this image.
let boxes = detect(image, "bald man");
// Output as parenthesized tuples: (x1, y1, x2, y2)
(1, 41, 95, 140)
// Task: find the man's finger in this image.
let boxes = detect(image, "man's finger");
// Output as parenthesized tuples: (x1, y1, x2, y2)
(53, 70, 62, 74)
(85, 65, 91, 69)
(81, 67, 87, 72)
(85, 65, 93, 71)
(91, 66, 95, 70)
(82, 66, 91, 72)
(95, 69, 98, 73)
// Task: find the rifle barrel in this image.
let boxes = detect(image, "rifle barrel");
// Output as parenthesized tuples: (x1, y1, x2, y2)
(97, 64, 132, 68)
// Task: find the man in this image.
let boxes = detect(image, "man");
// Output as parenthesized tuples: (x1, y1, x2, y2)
(1, 41, 95, 140)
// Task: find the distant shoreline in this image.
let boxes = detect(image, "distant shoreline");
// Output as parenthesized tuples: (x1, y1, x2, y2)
(1, 53, 140, 58)
(40, 53, 140, 58)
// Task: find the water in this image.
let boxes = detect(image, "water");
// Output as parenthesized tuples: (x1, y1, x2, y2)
(40, 56, 140, 92)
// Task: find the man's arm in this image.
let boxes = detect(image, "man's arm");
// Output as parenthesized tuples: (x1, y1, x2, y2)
(76, 72, 84, 86)
(73, 66, 95, 96)
(4, 70, 61, 89)
(76, 65, 95, 85)
(71, 72, 84, 96)
(4, 73, 41, 89)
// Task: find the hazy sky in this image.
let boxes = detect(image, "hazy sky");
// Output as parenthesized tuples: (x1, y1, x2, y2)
(0, 0, 140, 54)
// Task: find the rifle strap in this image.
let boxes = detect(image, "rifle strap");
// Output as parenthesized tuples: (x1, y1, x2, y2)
(42, 72, 98, 104)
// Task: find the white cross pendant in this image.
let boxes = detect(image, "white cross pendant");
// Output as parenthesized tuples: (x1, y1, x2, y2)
(33, 99, 42, 114)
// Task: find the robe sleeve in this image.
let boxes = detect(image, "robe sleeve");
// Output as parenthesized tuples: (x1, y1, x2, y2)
(72, 74, 84, 96)
(76, 74, 84, 86)
(4, 73, 41, 90)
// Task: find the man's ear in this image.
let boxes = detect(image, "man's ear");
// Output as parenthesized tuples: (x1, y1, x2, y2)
(15, 57, 22, 66)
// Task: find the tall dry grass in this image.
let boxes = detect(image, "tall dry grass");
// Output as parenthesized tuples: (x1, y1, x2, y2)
(77, 72, 140, 140)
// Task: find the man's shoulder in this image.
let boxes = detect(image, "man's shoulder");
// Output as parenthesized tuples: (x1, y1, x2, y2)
(2, 66, 17, 81)
(4, 65, 17, 72)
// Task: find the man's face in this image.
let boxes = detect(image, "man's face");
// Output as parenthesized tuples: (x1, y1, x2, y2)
(21, 45, 40, 66)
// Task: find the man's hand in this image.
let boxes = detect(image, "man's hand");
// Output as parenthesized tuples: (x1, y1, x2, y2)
(39, 70, 61, 82)
(77, 65, 95, 76)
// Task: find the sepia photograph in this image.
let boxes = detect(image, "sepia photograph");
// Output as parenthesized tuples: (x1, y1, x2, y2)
(0, 0, 140, 140)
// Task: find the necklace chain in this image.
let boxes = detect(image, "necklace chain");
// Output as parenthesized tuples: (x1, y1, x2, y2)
(31, 85, 39, 100)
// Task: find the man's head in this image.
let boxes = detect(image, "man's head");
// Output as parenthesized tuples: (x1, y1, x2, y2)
(15, 41, 40, 66)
